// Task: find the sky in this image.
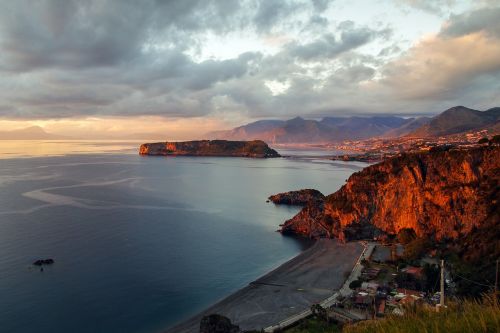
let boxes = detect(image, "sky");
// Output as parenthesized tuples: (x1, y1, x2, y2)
(0, 0, 499, 139)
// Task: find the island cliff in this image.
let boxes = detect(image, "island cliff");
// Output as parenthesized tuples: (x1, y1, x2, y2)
(139, 140, 280, 158)
(281, 145, 499, 241)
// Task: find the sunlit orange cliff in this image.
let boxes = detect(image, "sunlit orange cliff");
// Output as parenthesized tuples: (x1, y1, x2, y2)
(281, 145, 499, 241)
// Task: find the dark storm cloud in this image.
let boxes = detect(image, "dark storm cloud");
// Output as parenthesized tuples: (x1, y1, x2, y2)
(287, 21, 389, 61)
(14, 92, 116, 107)
(0, 105, 18, 116)
(0, 0, 249, 72)
(0, 1, 147, 71)
(440, 7, 500, 38)
(136, 51, 260, 92)
(312, 0, 332, 12)
(0, 0, 326, 72)
(0, 0, 334, 120)
(253, 0, 306, 33)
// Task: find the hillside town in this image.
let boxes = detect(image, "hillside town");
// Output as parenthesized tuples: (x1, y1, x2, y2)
(330, 131, 499, 162)
(284, 233, 456, 331)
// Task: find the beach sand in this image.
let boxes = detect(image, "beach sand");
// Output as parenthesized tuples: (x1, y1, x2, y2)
(165, 239, 363, 332)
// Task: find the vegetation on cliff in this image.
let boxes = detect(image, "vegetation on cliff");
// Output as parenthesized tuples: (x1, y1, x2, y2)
(283, 297, 500, 333)
(343, 297, 500, 333)
(139, 140, 280, 158)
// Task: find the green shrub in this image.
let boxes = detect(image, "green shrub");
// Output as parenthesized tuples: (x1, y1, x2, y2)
(349, 279, 363, 289)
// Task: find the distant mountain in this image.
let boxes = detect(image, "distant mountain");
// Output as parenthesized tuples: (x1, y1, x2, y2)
(0, 126, 67, 140)
(208, 120, 285, 141)
(208, 115, 426, 143)
(208, 106, 499, 143)
(383, 117, 431, 138)
(321, 116, 412, 139)
(408, 106, 500, 137)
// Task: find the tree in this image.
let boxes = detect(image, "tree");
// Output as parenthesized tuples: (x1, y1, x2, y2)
(491, 135, 500, 145)
(403, 238, 431, 261)
(478, 137, 489, 144)
(423, 263, 440, 292)
(397, 228, 416, 245)
(310, 304, 328, 323)
(349, 279, 362, 289)
(395, 272, 422, 290)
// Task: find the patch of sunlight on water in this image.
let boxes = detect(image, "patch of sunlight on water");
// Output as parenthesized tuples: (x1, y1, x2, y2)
(0, 140, 148, 158)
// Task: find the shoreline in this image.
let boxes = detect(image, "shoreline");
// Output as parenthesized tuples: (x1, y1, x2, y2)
(165, 239, 363, 333)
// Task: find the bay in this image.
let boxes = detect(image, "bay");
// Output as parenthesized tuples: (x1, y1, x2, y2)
(0, 141, 363, 333)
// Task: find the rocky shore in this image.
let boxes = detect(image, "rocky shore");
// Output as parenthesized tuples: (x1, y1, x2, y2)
(139, 140, 280, 158)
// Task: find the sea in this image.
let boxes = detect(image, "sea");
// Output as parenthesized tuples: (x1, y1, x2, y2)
(0, 140, 364, 333)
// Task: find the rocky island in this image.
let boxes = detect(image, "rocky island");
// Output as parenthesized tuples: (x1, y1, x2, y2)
(268, 189, 325, 206)
(139, 140, 280, 158)
(281, 145, 500, 241)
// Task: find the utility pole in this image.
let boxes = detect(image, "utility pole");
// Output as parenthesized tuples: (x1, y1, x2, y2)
(440, 259, 445, 308)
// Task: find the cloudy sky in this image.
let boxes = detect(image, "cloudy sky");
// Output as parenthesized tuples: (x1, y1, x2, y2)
(0, 0, 499, 138)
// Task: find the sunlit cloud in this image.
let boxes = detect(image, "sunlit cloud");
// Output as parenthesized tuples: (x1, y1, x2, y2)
(0, 116, 233, 140)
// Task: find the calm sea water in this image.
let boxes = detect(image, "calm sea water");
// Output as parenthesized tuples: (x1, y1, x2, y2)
(0, 141, 363, 333)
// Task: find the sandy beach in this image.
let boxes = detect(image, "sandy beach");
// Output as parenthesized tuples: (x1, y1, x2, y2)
(165, 239, 363, 332)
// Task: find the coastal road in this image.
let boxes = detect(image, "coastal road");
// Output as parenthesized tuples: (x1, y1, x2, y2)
(263, 242, 375, 332)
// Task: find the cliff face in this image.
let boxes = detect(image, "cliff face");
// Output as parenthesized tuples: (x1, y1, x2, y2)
(139, 140, 280, 158)
(281, 146, 499, 241)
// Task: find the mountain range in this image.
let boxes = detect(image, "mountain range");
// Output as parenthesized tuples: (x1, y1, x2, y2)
(0, 126, 67, 140)
(408, 106, 500, 137)
(208, 106, 500, 143)
(0, 126, 177, 140)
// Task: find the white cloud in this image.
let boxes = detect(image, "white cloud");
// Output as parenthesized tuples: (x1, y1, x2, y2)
(264, 80, 291, 96)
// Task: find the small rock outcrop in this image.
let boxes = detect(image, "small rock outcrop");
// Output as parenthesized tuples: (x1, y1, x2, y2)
(200, 314, 240, 333)
(139, 140, 280, 158)
(281, 146, 499, 241)
(33, 259, 54, 266)
(268, 189, 325, 206)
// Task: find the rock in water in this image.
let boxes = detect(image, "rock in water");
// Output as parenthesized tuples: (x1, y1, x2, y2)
(33, 259, 55, 266)
(139, 140, 280, 158)
(200, 314, 240, 333)
(268, 189, 325, 206)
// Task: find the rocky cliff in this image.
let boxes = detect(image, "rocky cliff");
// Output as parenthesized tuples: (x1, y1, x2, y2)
(139, 140, 280, 158)
(281, 146, 499, 241)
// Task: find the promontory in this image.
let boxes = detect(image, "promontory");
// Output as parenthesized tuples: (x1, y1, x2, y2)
(139, 140, 280, 158)
(281, 145, 499, 241)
